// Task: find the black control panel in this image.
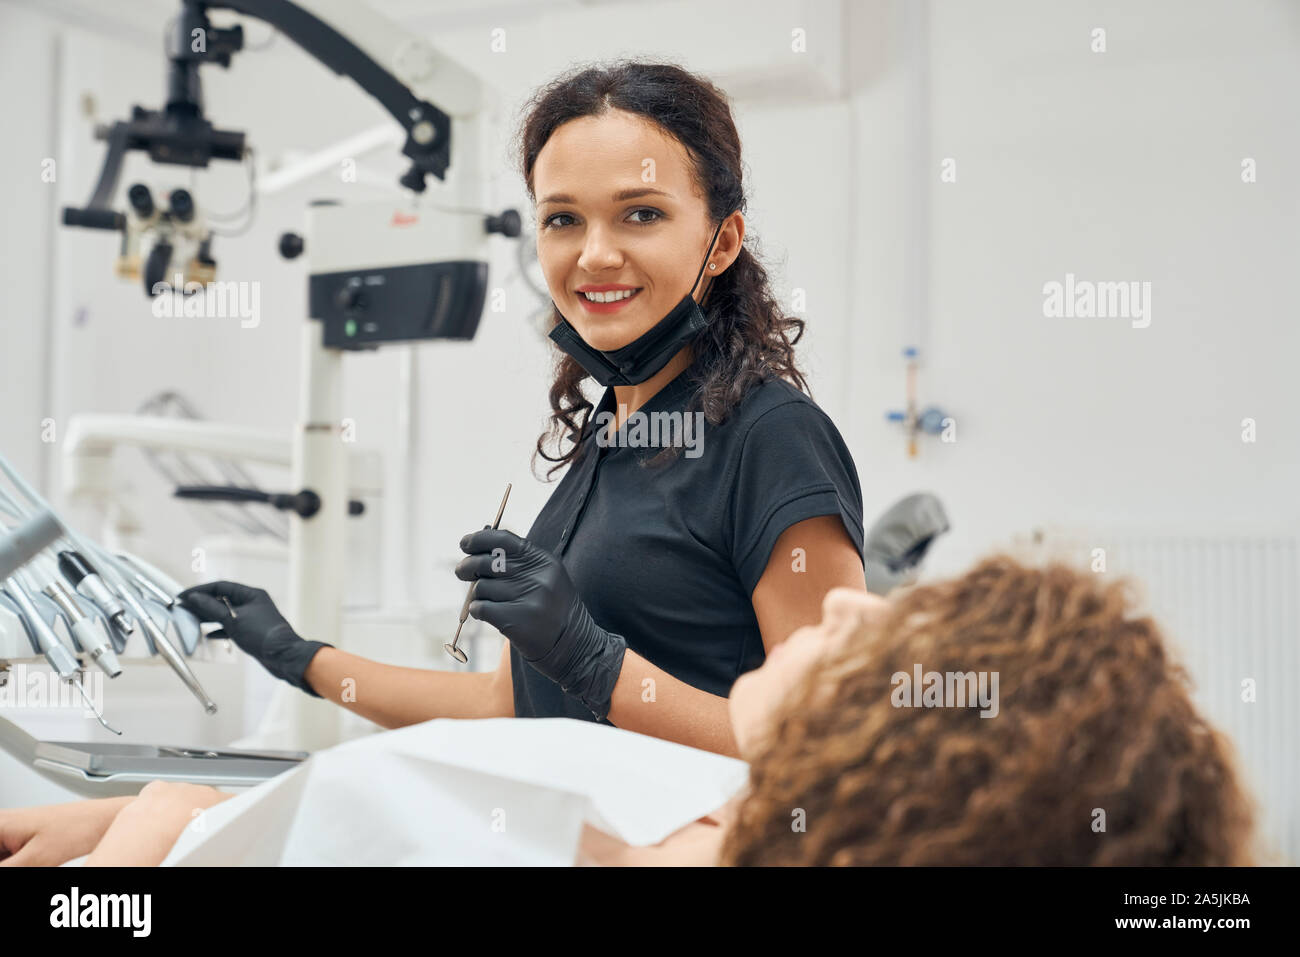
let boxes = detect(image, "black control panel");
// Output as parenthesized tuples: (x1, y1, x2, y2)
(309, 260, 487, 350)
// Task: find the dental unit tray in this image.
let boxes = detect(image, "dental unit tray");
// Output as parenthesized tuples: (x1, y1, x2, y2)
(36, 741, 308, 777)
(0, 713, 305, 796)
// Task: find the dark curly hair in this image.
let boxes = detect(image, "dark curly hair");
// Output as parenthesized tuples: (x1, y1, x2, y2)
(515, 59, 809, 478)
(721, 555, 1257, 865)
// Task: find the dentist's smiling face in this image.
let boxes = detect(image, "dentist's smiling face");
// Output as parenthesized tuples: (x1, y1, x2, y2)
(532, 109, 721, 351)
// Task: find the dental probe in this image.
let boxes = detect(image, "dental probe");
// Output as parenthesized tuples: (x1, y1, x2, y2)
(4, 575, 121, 735)
(445, 483, 511, 664)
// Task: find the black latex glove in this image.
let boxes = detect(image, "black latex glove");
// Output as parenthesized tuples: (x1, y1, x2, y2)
(455, 529, 626, 720)
(177, 581, 332, 699)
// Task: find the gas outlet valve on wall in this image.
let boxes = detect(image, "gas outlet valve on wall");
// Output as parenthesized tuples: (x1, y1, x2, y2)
(885, 348, 953, 458)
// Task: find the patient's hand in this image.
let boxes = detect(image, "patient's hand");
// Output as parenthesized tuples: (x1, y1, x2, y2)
(0, 796, 135, 867)
(85, 781, 233, 867)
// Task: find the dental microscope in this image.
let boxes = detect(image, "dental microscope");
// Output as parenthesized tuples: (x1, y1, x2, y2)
(0, 0, 520, 794)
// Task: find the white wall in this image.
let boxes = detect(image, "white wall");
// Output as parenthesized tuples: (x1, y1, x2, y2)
(850, 0, 1300, 573)
(0, 4, 60, 488)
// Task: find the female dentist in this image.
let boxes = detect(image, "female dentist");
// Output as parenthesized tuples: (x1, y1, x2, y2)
(179, 60, 868, 758)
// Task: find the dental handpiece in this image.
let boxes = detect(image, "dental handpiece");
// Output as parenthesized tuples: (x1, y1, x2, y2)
(78, 546, 219, 713)
(444, 483, 512, 665)
(63, 549, 216, 712)
(0, 453, 215, 714)
(58, 550, 133, 634)
(43, 578, 122, 678)
(4, 575, 121, 735)
(4, 576, 78, 677)
(114, 581, 219, 715)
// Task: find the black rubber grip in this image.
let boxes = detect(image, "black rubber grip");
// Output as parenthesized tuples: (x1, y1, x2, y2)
(62, 207, 126, 231)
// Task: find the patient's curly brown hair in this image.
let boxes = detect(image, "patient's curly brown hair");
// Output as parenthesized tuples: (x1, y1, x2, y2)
(721, 555, 1255, 865)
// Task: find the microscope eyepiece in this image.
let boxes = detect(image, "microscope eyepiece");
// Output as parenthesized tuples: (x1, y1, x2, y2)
(128, 182, 155, 218)
(169, 188, 195, 223)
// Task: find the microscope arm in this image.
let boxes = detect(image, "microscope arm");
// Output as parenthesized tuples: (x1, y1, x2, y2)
(206, 0, 488, 190)
(63, 0, 489, 235)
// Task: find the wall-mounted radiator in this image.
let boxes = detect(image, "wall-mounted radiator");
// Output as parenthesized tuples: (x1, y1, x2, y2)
(1017, 527, 1298, 865)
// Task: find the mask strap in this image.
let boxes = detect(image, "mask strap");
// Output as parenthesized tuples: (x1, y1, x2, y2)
(688, 214, 730, 301)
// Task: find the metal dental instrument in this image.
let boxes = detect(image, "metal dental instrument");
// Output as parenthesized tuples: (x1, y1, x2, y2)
(4, 575, 121, 735)
(0, 491, 127, 665)
(0, 452, 217, 714)
(130, 569, 176, 608)
(123, 588, 216, 711)
(34, 550, 126, 653)
(43, 579, 123, 678)
(58, 550, 134, 635)
(169, 603, 203, 655)
(0, 591, 40, 655)
(113, 550, 179, 608)
(18, 549, 120, 670)
(202, 596, 240, 653)
(445, 483, 511, 664)
(22, 587, 63, 631)
(120, 584, 219, 714)
(140, 599, 176, 648)
(106, 550, 202, 653)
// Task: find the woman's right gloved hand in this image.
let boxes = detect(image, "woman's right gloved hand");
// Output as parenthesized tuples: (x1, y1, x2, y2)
(177, 581, 331, 698)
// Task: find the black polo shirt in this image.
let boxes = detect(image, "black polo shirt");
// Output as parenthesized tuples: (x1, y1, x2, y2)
(512, 360, 866, 722)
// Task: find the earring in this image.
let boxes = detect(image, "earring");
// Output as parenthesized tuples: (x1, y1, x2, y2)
(709, 263, 716, 270)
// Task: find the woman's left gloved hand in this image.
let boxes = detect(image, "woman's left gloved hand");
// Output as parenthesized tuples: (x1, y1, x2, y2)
(456, 529, 627, 720)
(177, 581, 331, 699)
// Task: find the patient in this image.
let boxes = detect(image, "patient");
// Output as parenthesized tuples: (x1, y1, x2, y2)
(0, 556, 1255, 866)
(586, 555, 1256, 865)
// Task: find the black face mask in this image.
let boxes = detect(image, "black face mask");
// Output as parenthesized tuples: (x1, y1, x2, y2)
(547, 216, 728, 386)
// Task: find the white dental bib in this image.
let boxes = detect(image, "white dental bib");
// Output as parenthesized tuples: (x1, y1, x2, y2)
(157, 717, 749, 866)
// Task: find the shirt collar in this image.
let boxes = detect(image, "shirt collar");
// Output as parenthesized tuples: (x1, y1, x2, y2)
(582, 358, 701, 447)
